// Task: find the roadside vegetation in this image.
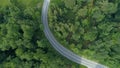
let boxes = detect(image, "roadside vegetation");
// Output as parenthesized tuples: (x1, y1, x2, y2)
(0, 0, 87, 68)
(49, 0, 120, 68)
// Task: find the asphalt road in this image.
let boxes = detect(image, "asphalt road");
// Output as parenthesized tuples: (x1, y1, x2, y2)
(41, 0, 108, 68)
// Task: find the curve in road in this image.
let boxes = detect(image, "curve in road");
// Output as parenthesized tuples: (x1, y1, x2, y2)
(41, 0, 108, 68)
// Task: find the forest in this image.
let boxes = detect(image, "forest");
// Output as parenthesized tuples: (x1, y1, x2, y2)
(0, 0, 120, 68)
(0, 0, 86, 68)
(48, 0, 120, 68)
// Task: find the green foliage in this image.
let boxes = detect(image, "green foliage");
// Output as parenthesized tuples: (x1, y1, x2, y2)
(0, 0, 86, 68)
(63, 0, 75, 9)
(1, 0, 120, 68)
(49, 0, 120, 68)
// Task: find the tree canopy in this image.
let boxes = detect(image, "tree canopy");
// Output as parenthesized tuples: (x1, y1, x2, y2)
(0, 0, 87, 68)
(48, 0, 120, 68)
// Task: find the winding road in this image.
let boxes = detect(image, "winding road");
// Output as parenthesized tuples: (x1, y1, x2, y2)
(41, 0, 108, 68)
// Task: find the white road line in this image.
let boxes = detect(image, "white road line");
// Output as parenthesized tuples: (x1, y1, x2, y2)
(41, 0, 108, 68)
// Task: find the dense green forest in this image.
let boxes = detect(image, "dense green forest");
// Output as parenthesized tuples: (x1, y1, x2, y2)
(0, 0, 86, 68)
(0, 0, 120, 68)
(48, 0, 120, 68)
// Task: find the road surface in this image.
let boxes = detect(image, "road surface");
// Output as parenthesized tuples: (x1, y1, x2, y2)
(41, 0, 108, 68)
